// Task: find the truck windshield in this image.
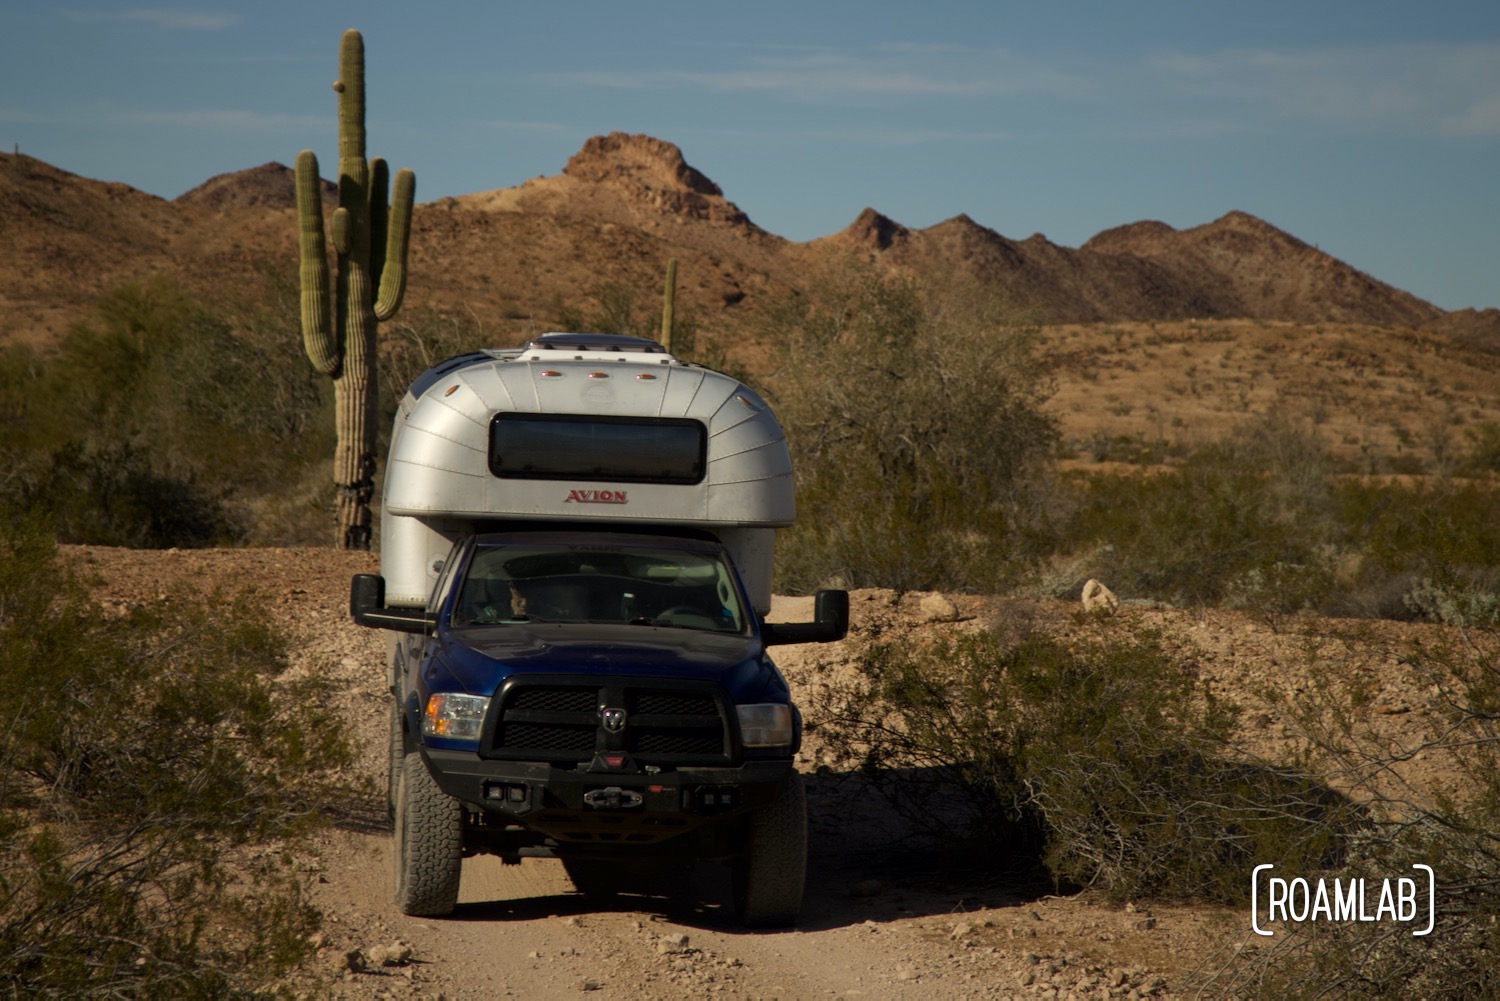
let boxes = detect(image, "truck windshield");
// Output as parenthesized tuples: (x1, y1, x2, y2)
(453, 543, 746, 634)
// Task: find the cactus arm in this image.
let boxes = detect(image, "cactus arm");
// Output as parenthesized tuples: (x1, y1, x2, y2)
(295, 150, 339, 377)
(336, 158, 369, 259)
(331, 206, 351, 257)
(374, 167, 414, 321)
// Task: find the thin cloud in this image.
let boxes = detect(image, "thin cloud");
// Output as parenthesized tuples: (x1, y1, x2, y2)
(1441, 94, 1500, 138)
(120, 109, 322, 131)
(474, 121, 570, 133)
(63, 9, 240, 30)
(1145, 41, 1500, 137)
(545, 46, 1090, 102)
(663, 123, 1012, 147)
(546, 38, 1500, 139)
(779, 126, 1012, 145)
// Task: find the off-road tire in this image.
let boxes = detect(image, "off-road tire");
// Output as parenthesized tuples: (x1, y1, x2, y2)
(393, 751, 463, 916)
(387, 698, 404, 825)
(731, 772, 807, 928)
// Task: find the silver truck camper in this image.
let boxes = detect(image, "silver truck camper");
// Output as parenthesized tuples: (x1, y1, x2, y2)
(351, 332, 847, 928)
(380, 332, 792, 614)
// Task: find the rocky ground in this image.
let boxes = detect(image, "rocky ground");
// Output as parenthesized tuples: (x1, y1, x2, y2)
(63, 545, 1459, 999)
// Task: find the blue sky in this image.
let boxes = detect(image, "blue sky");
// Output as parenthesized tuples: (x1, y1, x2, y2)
(3, 2, 1496, 311)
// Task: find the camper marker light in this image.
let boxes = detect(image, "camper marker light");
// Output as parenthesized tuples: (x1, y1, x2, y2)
(736, 704, 793, 747)
(636, 373, 657, 381)
(588, 371, 609, 379)
(423, 693, 490, 742)
(539, 370, 563, 378)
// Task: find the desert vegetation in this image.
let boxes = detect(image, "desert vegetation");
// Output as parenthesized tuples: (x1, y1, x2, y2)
(801, 600, 1500, 997)
(0, 516, 357, 995)
(4, 263, 1497, 623)
(2, 260, 1499, 994)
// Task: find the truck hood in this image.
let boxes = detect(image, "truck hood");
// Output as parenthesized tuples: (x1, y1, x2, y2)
(431, 622, 782, 702)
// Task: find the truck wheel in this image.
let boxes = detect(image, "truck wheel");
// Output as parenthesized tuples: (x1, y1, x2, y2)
(387, 699, 404, 825)
(392, 752, 462, 916)
(731, 772, 807, 928)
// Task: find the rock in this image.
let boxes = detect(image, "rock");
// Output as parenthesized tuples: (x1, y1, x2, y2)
(850, 878, 884, 898)
(1082, 579, 1120, 615)
(919, 593, 959, 622)
(657, 932, 691, 955)
(364, 942, 414, 967)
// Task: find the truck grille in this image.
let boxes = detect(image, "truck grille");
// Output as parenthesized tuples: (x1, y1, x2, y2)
(484, 677, 733, 766)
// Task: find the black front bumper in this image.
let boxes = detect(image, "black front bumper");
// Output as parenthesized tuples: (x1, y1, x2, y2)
(423, 747, 794, 846)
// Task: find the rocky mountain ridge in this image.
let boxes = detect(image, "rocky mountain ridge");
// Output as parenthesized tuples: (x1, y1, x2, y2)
(1, 133, 1495, 351)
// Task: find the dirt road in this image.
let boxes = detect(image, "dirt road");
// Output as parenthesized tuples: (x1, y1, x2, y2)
(69, 545, 1446, 999)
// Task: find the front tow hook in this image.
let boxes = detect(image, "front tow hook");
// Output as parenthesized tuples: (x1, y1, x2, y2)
(582, 786, 644, 810)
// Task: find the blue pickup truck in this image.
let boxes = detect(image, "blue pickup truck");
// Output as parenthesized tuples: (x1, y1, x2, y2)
(350, 333, 847, 927)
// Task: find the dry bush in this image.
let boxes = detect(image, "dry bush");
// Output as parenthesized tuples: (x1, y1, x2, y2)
(807, 614, 1356, 901)
(0, 276, 335, 547)
(0, 517, 355, 995)
(764, 258, 1058, 594)
(1203, 621, 1500, 998)
(1051, 413, 1500, 624)
(1055, 412, 1341, 610)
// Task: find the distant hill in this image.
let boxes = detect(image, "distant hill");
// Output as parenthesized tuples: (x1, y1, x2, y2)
(1, 134, 1495, 351)
(175, 161, 335, 212)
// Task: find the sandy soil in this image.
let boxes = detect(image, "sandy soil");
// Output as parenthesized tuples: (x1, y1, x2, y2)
(62, 545, 1456, 999)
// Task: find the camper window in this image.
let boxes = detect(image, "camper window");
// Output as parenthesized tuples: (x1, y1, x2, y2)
(488, 414, 706, 484)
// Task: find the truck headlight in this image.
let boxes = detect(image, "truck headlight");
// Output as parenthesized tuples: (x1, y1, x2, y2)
(736, 703, 793, 748)
(423, 693, 490, 742)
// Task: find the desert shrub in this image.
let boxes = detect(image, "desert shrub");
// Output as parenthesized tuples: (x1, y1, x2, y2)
(764, 258, 1058, 593)
(557, 281, 649, 340)
(1049, 414, 1500, 621)
(809, 614, 1355, 901)
(379, 306, 491, 411)
(1050, 414, 1500, 620)
(553, 277, 719, 370)
(0, 515, 353, 995)
(1332, 477, 1500, 621)
(1208, 621, 1500, 998)
(1460, 420, 1500, 474)
(0, 275, 334, 547)
(15, 440, 235, 548)
(1057, 413, 1341, 609)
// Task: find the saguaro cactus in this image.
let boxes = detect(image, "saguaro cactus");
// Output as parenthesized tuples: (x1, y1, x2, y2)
(660, 258, 678, 351)
(295, 28, 415, 549)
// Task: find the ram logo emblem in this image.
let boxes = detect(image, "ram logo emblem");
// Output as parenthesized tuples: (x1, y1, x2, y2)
(600, 707, 628, 733)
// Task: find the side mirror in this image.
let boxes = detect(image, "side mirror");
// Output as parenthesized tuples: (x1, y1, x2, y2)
(350, 574, 436, 633)
(761, 589, 849, 646)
